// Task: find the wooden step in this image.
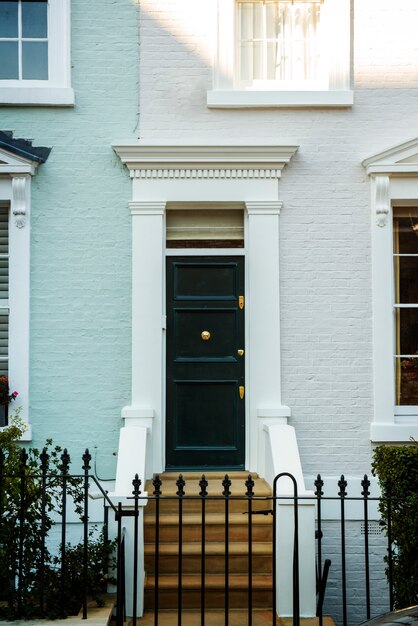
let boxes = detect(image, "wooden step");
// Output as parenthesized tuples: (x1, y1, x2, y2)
(144, 573, 273, 609)
(144, 541, 273, 574)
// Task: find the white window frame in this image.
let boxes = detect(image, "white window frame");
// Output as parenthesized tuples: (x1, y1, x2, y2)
(363, 137, 418, 442)
(0, 0, 74, 106)
(0, 148, 38, 440)
(207, 0, 353, 108)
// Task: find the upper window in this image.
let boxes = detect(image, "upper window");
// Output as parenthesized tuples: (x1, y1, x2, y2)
(0, 1, 49, 81)
(237, 0, 323, 87)
(0, 0, 73, 106)
(208, 0, 353, 108)
(363, 138, 418, 443)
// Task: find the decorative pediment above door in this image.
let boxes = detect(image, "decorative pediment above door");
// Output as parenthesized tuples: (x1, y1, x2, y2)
(363, 136, 418, 175)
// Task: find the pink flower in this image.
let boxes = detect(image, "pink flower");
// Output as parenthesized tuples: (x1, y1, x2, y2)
(12, 391, 18, 396)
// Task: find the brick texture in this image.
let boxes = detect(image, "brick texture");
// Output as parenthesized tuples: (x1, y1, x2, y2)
(1, 0, 139, 475)
(138, 0, 418, 476)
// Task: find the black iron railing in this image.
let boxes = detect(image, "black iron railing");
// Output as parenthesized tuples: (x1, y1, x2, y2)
(0, 455, 395, 625)
(0, 447, 116, 620)
(115, 472, 393, 626)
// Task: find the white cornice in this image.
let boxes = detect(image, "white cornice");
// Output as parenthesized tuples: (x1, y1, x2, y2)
(113, 144, 299, 179)
(363, 137, 418, 175)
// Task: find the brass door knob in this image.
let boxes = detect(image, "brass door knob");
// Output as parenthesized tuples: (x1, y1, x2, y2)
(201, 331, 211, 341)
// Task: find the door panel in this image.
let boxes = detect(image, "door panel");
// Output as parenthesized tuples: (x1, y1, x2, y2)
(166, 257, 245, 469)
(174, 309, 237, 360)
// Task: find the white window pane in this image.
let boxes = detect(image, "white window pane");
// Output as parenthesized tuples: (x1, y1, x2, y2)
(394, 210, 418, 254)
(266, 3, 279, 40)
(0, 2, 18, 38)
(22, 1, 48, 39)
(252, 2, 264, 40)
(240, 42, 253, 81)
(397, 308, 418, 355)
(252, 41, 263, 79)
(0, 42, 19, 79)
(396, 357, 418, 406)
(22, 41, 48, 79)
(240, 3, 254, 40)
(394, 257, 418, 305)
(267, 42, 279, 80)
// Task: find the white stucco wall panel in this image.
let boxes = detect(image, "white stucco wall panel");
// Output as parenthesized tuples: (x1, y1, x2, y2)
(137, 0, 418, 476)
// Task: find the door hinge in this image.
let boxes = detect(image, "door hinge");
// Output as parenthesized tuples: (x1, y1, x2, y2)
(239, 386, 245, 399)
(238, 295, 244, 310)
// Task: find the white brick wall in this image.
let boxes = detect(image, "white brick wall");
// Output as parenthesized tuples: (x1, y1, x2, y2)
(138, 0, 418, 476)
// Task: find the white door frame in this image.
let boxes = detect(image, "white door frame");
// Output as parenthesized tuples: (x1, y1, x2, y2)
(113, 144, 298, 478)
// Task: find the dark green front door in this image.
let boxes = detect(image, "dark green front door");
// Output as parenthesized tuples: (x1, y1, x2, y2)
(166, 257, 245, 469)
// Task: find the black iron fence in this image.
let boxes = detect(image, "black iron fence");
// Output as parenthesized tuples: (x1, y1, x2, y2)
(0, 449, 395, 625)
(116, 472, 393, 626)
(0, 447, 116, 620)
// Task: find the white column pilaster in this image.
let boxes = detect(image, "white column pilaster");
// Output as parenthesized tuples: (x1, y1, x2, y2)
(245, 201, 290, 475)
(8, 175, 31, 438)
(370, 175, 395, 432)
(120, 201, 166, 477)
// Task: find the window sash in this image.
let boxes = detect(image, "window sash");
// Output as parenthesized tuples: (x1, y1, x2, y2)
(393, 207, 418, 406)
(0, 0, 49, 81)
(237, 0, 323, 84)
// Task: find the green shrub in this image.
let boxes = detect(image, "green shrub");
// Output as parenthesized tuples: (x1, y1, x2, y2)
(0, 413, 115, 619)
(372, 441, 418, 609)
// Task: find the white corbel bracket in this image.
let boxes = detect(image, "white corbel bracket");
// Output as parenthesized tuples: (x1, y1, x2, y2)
(374, 175, 390, 227)
(12, 175, 30, 228)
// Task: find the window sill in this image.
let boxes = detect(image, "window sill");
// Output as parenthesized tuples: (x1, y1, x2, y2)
(207, 90, 354, 109)
(0, 423, 32, 441)
(370, 421, 418, 442)
(0, 87, 74, 107)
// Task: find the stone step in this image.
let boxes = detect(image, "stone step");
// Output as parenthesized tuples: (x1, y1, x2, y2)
(144, 573, 273, 609)
(134, 612, 336, 626)
(144, 541, 273, 574)
(143, 472, 274, 611)
(144, 473, 272, 515)
(144, 512, 273, 543)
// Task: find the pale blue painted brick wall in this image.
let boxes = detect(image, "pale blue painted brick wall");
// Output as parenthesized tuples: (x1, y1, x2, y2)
(1, 0, 138, 475)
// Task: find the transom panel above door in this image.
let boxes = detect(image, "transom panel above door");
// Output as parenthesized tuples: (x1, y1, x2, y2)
(166, 257, 245, 470)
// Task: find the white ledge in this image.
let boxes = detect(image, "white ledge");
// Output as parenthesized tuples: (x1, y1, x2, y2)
(121, 406, 155, 419)
(258, 407, 291, 419)
(207, 90, 354, 109)
(0, 87, 75, 106)
(0, 423, 32, 441)
(371, 422, 418, 442)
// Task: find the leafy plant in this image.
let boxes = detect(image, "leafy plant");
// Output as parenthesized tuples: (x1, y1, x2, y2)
(0, 414, 114, 619)
(372, 441, 418, 609)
